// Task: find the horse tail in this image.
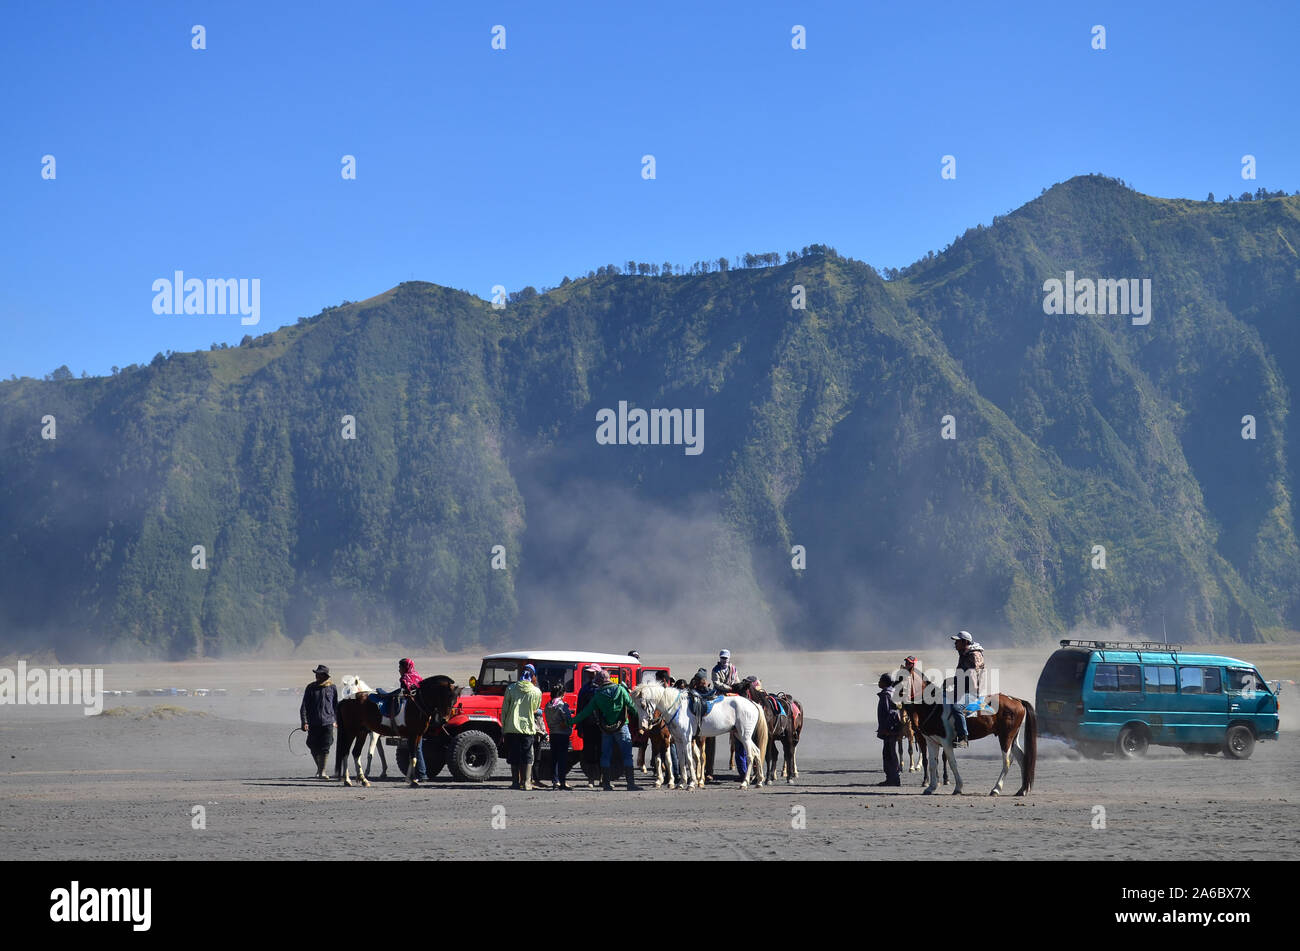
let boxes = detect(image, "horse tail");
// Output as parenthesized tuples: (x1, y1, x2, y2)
(1022, 699, 1037, 793)
(753, 700, 769, 772)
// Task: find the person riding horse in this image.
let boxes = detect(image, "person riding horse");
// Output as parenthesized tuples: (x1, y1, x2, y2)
(948, 632, 986, 748)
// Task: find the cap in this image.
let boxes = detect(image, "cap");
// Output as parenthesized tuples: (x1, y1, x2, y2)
(719, 649, 731, 658)
(950, 631, 974, 643)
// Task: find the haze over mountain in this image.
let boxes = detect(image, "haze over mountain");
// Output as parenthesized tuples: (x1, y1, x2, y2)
(4, 175, 1298, 660)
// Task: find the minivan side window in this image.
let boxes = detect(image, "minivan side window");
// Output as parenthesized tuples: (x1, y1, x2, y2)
(1179, 666, 1222, 694)
(1094, 663, 1141, 692)
(1143, 665, 1177, 693)
(1227, 668, 1266, 695)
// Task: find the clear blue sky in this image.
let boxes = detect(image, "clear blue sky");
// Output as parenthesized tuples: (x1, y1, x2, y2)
(2, 1, 1297, 379)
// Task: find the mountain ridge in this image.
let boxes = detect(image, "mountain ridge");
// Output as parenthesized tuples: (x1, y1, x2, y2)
(3, 174, 1298, 658)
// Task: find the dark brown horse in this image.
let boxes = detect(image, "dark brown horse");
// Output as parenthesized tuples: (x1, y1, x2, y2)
(735, 682, 804, 784)
(903, 694, 1037, 796)
(335, 675, 458, 787)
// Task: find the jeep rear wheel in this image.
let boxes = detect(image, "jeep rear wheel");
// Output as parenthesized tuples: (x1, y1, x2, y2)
(1116, 725, 1148, 759)
(1223, 725, 1255, 760)
(423, 737, 447, 778)
(448, 730, 498, 782)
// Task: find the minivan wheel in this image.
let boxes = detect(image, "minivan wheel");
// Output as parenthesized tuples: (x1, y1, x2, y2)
(1116, 725, 1148, 759)
(1077, 741, 1107, 759)
(1223, 726, 1255, 760)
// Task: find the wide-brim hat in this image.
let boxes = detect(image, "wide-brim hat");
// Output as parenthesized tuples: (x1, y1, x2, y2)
(313, 664, 330, 676)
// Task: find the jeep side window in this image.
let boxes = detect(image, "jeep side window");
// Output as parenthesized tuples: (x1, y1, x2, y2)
(1143, 665, 1176, 694)
(533, 665, 573, 693)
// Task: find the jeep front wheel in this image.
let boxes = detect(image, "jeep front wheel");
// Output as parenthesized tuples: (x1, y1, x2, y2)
(448, 730, 498, 782)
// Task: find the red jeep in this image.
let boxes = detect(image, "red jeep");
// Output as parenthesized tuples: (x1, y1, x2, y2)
(397, 650, 670, 781)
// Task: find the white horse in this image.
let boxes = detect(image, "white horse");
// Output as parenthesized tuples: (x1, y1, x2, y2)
(630, 684, 768, 789)
(337, 675, 388, 784)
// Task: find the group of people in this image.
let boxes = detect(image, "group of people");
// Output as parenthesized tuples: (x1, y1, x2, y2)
(299, 636, 988, 792)
(496, 649, 759, 792)
(873, 631, 986, 786)
(498, 661, 644, 791)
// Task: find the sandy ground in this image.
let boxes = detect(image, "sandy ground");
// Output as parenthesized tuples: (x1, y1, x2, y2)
(1, 648, 1298, 860)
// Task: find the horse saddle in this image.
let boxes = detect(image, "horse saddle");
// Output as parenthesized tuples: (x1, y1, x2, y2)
(688, 692, 721, 730)
(765, 695, 788, 719)
(367, 689, 404, 726)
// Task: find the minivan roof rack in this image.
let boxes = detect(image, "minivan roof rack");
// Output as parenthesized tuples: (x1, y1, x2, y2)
(1059, 639, 1183, 652)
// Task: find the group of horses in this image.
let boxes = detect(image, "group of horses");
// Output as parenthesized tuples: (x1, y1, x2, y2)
(628, 680, 805, 790)
(324, 670, 1037, 798)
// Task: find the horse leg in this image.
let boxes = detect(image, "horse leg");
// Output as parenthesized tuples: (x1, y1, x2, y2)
(735, 729, 753, 789)
(356, 733, 370, 788)
(674, 734, 694, 790)
(946, 741, 963, 795)
(1007, 733, 1027, 796)
(338, 725, 353, 786)
(991, 731, 1013, 796)
(406, 725, 423, 787)
(922, 737, 941, 794)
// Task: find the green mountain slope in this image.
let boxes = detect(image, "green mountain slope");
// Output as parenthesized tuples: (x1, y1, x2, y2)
(3, 175, 1297, 658)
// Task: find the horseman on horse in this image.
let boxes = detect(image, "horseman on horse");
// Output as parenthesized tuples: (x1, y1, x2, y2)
(948, 631, 986, 748)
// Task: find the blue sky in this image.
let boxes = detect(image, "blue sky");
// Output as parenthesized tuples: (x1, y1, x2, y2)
(2, 0, 1297, 379)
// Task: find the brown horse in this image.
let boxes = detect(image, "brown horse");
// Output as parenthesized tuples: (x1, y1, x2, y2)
(735, 681, 804, 783)
(636, 711, 677, 788)
(335, 675, 458, 787)
(897, 707, 922, 773)
(903, 694, 1037, 796)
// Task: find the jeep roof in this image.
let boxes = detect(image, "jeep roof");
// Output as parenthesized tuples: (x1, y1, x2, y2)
(482, 650, 650, 666)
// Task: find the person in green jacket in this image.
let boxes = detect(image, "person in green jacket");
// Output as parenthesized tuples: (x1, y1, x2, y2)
(501, 664, 543, 790)
(572, 669, 642, 791)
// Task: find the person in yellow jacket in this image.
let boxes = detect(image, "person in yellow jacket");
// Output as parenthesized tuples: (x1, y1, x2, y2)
(501, 664, 543, 790)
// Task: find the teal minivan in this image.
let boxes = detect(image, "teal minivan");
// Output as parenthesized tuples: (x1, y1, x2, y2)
(1035, 640, 1280, 760)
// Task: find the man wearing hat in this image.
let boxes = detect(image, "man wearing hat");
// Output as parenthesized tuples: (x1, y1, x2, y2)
(572, 667, 642, 791)
(708, 650, 741, 780)
(900, 655, 925, 704)
(711, 650, 739, 689)
(948, 631, 986, 748)
(501, 663, 543, 790)
(576, 665, 603, 787)
(299, 664, 338, 779)
(875, 673, 903, 786)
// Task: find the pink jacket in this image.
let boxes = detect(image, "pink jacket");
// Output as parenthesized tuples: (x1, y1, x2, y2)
(399, 660, 422, 691)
